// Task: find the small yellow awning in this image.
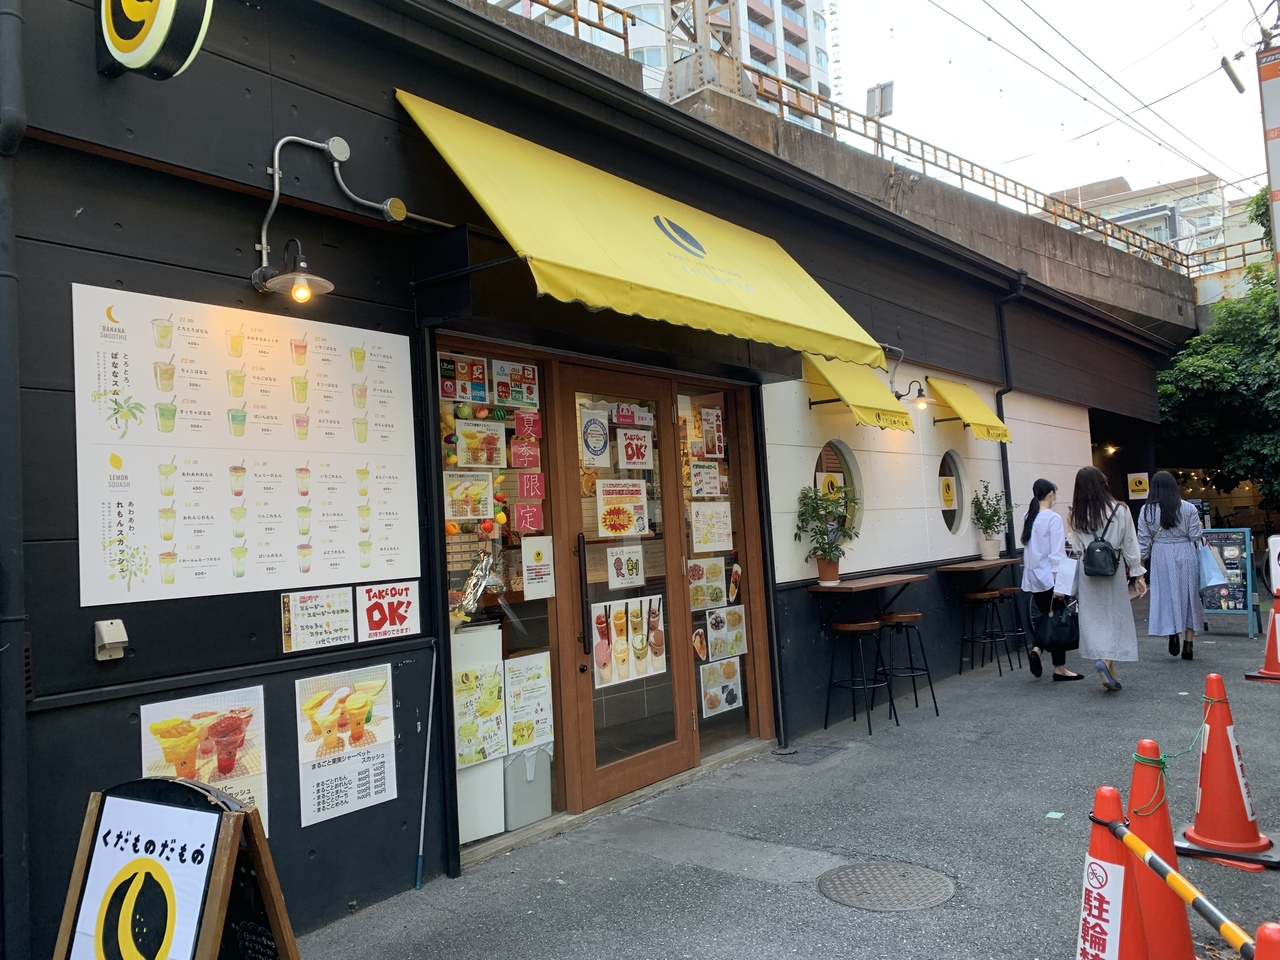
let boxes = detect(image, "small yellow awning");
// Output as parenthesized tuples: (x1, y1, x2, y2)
(396, 90, 885, 369)
(926, 377, 1012, 443)
(804, 354, 914, 432)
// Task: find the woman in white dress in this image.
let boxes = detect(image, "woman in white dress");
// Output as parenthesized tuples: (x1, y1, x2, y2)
(1067, 467, 1147, 691)
(1137, 470, 1202, 660)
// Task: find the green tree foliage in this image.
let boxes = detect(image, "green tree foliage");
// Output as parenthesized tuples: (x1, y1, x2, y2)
(1158, 264, 1280, 506)
(1246, 186, 1273, 251)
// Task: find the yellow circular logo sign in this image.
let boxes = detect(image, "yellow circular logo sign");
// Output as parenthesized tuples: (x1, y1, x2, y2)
(95, 858, 176, 960)
(940, 477, 956, 510)
(532, 549, 544, 563)
(100, 0, 214, 80)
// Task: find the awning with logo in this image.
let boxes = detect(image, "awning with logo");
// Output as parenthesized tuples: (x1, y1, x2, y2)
(804, 354, 914, 432)
(396, 90, 886, 369)
(925, 377, 1012, 443)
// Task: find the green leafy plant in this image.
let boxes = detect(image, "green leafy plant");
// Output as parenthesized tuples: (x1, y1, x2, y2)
(794, 484, 859, 561)
(970, 480, 1012, 539)
(105, 395, 146, 438)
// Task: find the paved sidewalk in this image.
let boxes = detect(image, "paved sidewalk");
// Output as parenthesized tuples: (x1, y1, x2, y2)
(302, 599, 1280, 959)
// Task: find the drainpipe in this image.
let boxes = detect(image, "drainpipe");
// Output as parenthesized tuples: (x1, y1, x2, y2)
(0, 0, 29, 958)
(995, 270, 1027, 558)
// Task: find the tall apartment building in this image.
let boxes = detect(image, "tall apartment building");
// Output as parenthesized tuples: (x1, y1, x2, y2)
(489, 0, 830, 105)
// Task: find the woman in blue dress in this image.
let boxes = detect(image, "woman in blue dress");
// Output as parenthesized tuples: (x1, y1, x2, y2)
(1137, 470, 1203, 660)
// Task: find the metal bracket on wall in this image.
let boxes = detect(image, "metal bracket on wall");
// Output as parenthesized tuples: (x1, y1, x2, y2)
(410, 256, 523, 290)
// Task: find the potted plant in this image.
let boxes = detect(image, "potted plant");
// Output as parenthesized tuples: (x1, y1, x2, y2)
(795, 484, 859, 585)
(970, 480, 1012, 560)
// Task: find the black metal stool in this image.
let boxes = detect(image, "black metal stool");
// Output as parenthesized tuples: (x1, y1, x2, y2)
(875, 611, 939, 716)
(824, 620, 898, 735)
(995, 586, 1026, 668)
(959, 590, 1014, 676)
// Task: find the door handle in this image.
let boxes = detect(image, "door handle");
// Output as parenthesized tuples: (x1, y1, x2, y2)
(577, 532, 591, 656)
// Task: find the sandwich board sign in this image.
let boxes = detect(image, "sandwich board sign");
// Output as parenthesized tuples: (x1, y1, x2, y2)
(53, 778, 299, 960)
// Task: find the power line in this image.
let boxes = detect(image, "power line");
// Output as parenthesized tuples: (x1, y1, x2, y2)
(1105, 0, 1233, 80)
(1014, 0, 1254, 185)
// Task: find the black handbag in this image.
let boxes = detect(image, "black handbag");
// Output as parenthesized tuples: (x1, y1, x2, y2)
(1034, 599, 1080, 652)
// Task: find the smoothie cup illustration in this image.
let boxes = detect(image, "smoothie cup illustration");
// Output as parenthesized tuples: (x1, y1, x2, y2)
(293, 411, 310, 441)
(460, 429, 481, 463)
(297, 542, 313, 573)
(158, 505, 176, 541)
(190, 711, 218, 756)
(227, 367, 246, 398)
(353, 417, 369, 444)
(153, 357, 175, 392)
(227, 405, 247, 437)
(446, 479, 466, 516)
(291, 374, 308, 404)
(332, 687, 353, 729)
(357, 466, 370, 497)
(613, 634, 630, 679)
(317, 702, 344, 751)
(481, 432, 499, 464)
(290, 336, 308, 366)
(149, 719, 199, 778)
(594, 635, 612, 682)
(230, 543, 248, 578)
(296, 504, 312, 536)
(457, 721, 481, 764)
(343, 693, 371, 743)
(477, 672, 502, 717)
(226, 326, 245, 358)
(358, 540, 372, 568)
(230, 506, 247, 538)
(352, 380, 367, 409)
(350, 344, 366, 372)
(152, 316, 174, 349)
(158, 461, 177, 497)
(296, 465, 311, 496)
(229, 463, 247, 497)
(612, 608, 627, 645)
(155, 399, 177, 433)
(358, 502, 371, 534)
(159, 550, 178, 584)
(631, 629, 649, 674)
(209, 714, 248, 775)
(302, 690, 331, 735)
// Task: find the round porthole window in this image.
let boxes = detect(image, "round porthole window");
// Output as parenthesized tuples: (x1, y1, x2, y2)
(938, 450, 966, 534)
(812, 440, 863, 539)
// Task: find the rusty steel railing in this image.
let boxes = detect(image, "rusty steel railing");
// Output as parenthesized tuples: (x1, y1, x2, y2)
(743, 67, 1203, 275)
(1190, 236, 1273, 277)
(512, 0, 638, 56)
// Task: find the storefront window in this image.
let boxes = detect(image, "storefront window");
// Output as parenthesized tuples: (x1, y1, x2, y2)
(938, 449, 966, 534)
(811, 440, 862, 539)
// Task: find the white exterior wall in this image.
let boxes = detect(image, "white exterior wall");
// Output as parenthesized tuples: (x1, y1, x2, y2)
(763, 363, 1091, 584)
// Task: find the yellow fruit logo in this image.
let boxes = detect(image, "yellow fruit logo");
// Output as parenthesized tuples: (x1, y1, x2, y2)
(99, 0, 214, 80)
(109, 453, 124, 470)
(94, 858, 176, 960)
(532, 550, 543, 563)
(105, 306, 121, 324)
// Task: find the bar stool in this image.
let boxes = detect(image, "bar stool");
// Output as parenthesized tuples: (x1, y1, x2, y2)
(995, 587, 1026, 668)
(875, 611, 939, 717)
(824, 620, 898, 735)
(959, 591, 1014, 676)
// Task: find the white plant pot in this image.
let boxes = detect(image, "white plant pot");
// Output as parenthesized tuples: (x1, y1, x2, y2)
(978, 538, 1001, 561)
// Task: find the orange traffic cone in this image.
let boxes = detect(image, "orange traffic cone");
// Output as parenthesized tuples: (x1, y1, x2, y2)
(1255, 923, 1280, 959)
(1246, 608, 1280, 683)
(1175, 674, 1280, 869)
(1081, 786, 1150, 960)
(1126, 740, 1197, 959)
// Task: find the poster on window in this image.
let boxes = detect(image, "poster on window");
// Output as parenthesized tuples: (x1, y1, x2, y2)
(700, 407, 725, 458)
(597, 479, 648, 537)
(580, 405, 611, 468)
(294, 663, 397, 827)
(691, 461, 720, 498)
(688, 557, 727, 610)
(606, 544, 645, 589)
(443, 471, 493, 520)
(505, 652, 554, 750)
(706, 604, 747, 661)
(281, 587, 355, 652)
(492, 360, 539, 408)
(691, 501, 733, 553)
(454, 661, 507, 768)
(590, 595, 666, 689)
(439, 353, 489, 403)
(700, 658, 742, 717)
(455, 419, 506, 469)
(617, 428, 653, 470)
(140, 685, 269, 834)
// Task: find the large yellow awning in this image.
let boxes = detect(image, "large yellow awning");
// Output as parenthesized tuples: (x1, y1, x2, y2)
(926, 377, 1012, 443)
(397, 90, 885, 369)
(804, 354, 914, 432)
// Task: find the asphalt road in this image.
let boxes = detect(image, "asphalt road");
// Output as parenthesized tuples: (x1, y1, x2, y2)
(301, 596, 1280, 959)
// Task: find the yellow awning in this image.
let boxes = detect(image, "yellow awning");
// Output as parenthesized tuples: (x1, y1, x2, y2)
(926, 377, 1012, 443)
(804, 354, 914, 432)
(396, 90, 885, 369)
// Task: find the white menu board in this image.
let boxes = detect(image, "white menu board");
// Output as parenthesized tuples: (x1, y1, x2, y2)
(71, 285, 420, 605)
(505, 652, 554, 750)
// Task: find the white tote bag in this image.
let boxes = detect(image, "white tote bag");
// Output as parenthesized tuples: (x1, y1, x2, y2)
(1053, 556, 1080, 596)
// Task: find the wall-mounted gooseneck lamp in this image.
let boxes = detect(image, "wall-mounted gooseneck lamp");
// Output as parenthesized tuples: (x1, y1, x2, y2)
(894, 380, 931, 410)
(251, 134, 447, 302)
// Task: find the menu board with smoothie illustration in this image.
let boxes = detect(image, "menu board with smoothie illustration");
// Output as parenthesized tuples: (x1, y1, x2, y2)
(504, 652, 554, 751)
(294, 663, 398, 827)
(589, 595, 667, 689)
(453, 661, 508, 768)
(140, 685, 269, 833)
(71, 285, 420, 605)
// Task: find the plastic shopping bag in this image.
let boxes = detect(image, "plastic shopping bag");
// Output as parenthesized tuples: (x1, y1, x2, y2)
(1198, 544, 1227, 590)
(1053, 557, 1080, 597)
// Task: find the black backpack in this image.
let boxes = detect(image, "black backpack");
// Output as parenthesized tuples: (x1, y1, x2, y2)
(1082, 507, 1122, 577)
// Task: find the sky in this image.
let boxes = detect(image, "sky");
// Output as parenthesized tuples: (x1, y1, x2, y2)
(829, 0, 1272, 202)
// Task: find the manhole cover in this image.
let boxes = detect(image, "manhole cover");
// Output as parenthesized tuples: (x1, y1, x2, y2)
(774, 744, 845, 766)
(817, 862, 955, 912)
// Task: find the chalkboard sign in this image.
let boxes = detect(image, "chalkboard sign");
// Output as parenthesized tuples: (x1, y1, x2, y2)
(53, 778, 299, 960)
(1201, 528, 1256, 638)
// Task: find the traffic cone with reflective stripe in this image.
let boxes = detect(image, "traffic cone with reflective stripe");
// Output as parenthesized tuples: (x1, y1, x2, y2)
(1255, 923, 1280, 960)
(1175, 674, 1280, 869)
(1081, 786, 1150, 960)
(1126, 740, 1197, 959)
(1246, 608, 1280, 683)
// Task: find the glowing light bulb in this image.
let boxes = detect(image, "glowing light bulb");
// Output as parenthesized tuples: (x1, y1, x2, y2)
(291, 278, 312, 303)
(916, 397, 928, 410)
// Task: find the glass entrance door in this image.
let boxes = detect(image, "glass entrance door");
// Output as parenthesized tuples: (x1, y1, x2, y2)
(556, 365, 696, 808)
